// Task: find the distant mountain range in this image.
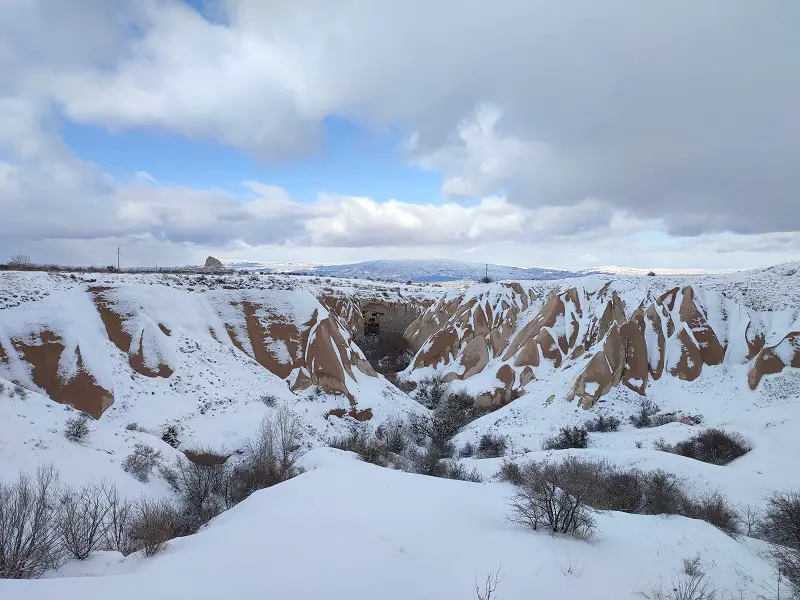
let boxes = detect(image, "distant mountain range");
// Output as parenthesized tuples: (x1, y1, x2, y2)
(216, 258, 717, 283)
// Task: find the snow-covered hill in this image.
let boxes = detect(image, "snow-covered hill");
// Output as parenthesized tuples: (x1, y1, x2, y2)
(1, 265, 799, 597)
(0, 449, 778, 600)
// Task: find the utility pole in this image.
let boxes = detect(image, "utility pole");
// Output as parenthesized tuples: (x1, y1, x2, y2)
(117, 247, 121, 271)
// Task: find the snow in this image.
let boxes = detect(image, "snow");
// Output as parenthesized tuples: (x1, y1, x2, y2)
(2, 265, 800, 597)
(0, 450, 777, 600)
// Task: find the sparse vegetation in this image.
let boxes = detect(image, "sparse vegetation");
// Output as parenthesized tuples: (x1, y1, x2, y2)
(58, 482, 113, 560)
(629, 399, 661, 428)
(122, 444, 163, 483)
(639, 556, 717, 600)
(415, 373, 450, 409)
(128, 498, 182, 557)
(584, 414, 621, 433)
(7, 254, 32, 268)
(0, 466, 62, 578)
(509, 459, 597, 538)
(477, 433, 508, 458)
(654, 429, 752, 465)
(758, 490, 800, 596)
(64, 413, 90, 443)
(682, 491, 741, 536)
(259, 393, 277, 407)
(161, 425, 180, 448)
(542, 426, 588, 450)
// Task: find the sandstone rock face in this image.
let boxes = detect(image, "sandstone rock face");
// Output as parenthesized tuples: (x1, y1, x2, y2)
(0, 282, 378, 418)
(404, 277, 800, 410)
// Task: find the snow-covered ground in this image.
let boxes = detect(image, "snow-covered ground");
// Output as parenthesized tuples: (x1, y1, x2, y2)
(0, 450, 779, 600)
(1, 265, 799, 597)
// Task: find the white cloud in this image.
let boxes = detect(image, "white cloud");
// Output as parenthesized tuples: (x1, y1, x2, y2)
(1, 0, 799, 268)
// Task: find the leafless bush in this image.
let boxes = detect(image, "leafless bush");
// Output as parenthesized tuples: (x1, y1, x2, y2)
(658, 429, 752, 465)
(640, 470, 687, 515)
(122, 444, 163, 483)
(410, 390, 482, 452)
(639, 556, 717, 600)
(259, 393, 277, 407)
(225, 406, 302, 506)
(58, 482, 112, 560)
(474, 568, 502, 600)
(0, 466, 63, 578)
(161, 425, 180, 448)
(585, 414, 621, 432)
(7, 254, 32, 268)
(759, 490, 800, 550)
(758, 490, 800, 595)
(125, 422, 140, 431)
(459, 441, 475, 458)
(478, 433, 508, 458)
(174, 456, 228, 529)
(682, 492, 741, 536)
(102, 485, 133, 555)
(498, 461, 524, 485)
(128, 499, 182, 557)
(542, 426, 588, 450)
(415, 373, 450, 409)
(509, 459, 597, 538)
(629, 399, 661, 428)
(64, 413, 90, 442)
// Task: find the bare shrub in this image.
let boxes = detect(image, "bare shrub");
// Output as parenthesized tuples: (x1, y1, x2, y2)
(509, 459, 596, 538)
(758, 490, 800, 595)
(640, 470, 687, 515)
(58, 482, 112, 560)
(415, 373, 450, 409)
(474, 568, 502, 600)
(102, 485, 133, 555)
(585, 414, 621, 433)
(128, 499, 182, 557)
(161, 425, 180, 448)
(640, 556, 717, 600)
(459, 441, 475, 458)
(64, 413, 90, 442)
(7, 254, 32, 268)
(410, 390, 482, 453)
(478, 433, 508, 458)
(759, 490, 800, 549)
(0, 465, 63, 578)
(174, 456, 228, 529)
(125, 422, 140, 432)
(225, 406, 302, 506)
(682, 492, 741, 536)
(259, 393, 277, 407)
(629, 399, 660, 428)
(122, 444, 162, 483)
(498, 461, 523, 485)
(382, 419, 408, 454)
(542, 426, 588, 450)
(658, 429, 752, 465)
(443, 461, 483, 483)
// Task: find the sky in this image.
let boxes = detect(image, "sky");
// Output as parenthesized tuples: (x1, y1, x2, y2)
(1, 0, 799, 271)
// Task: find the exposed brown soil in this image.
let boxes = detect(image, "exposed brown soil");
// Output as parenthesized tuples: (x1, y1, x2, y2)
(183, 450, 229, 466)
(89, 287, 172, 378)
(11, 331, 113, 418)
(158, 324, 172, 336)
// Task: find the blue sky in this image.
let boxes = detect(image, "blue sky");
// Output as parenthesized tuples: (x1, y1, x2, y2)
(60, 116, 445, 205)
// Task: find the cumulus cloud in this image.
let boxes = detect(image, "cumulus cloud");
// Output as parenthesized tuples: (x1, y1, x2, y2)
(1, 0, 799, 267)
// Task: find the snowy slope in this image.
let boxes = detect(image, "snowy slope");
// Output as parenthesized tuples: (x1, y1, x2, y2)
(0, 449, 777, 600)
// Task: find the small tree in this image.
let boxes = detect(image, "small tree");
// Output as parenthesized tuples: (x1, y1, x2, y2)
(58, 482, 112, 560)
(509, 460, 596, 538)
(7, 254, 32, 268)
(64, 414, 91, 443)
(122, 444, 163, 483)
(128, 499, 181, 557)
(102, 484, 133, 554)
(0, 465, 63, 578)
(542, 426, 589, 450)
